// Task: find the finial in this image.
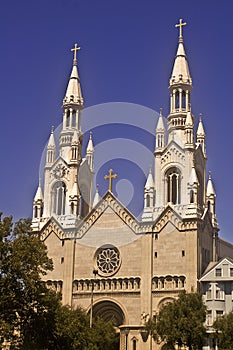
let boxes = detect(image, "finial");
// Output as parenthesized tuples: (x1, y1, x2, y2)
(208, 170, 212, 179)
(199, 113, 203, 122)
(71, 43, 81, 66)
(175, 18, 187, 41)
(89, 131, 92, 139)
(96, 184, 99, 193)
(51, 125, 54, 133)
(104, 169, 118, 192)
(188, 103, 191, 112)
(160, 107, 163, 116)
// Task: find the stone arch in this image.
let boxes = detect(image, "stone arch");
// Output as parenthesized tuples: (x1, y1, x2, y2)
(157, 296, 176, 310)
(88, 299, 127, 326)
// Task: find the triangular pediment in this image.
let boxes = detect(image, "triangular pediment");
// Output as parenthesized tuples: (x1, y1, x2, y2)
(52, 156, 68, 169)
(166, 139, 185, 153)
(152, 205, 197, 233)
(40, 217, 64, 241)
(200, 257, 233, 282)
(161, 142, 185, 168)
(75, 191, 148, 238)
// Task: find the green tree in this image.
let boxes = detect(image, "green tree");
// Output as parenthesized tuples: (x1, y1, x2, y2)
(0, 215, 59, 349)
(90, 317, 118, 350)
(54, 307, 118, 350)
(147, 291, 206, 349)
(213, 311, 233, 350)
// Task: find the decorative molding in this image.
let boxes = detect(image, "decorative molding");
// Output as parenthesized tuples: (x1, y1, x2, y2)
(152, 206, 197, 232)
(75, 192, 153, 237)
(161, 144, 185, 168)
(40, 218, 64, 241)
(73, 276, 141, 294)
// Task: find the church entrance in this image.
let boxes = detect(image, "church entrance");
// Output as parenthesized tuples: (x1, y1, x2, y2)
(92, 300, 125, 350)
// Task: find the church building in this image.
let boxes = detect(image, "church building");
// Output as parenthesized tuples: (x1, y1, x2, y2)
(32, 19, 233, 350)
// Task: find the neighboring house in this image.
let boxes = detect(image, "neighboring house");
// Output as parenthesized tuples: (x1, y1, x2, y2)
(200, 257, 233, 350)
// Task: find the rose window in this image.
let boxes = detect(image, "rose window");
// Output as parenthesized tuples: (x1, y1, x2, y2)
(96, 247, 120, 276)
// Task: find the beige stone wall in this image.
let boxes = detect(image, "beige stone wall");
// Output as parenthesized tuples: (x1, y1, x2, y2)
(41, 206, 222, 350)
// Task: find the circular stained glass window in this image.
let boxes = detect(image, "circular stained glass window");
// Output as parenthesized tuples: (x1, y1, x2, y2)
(96, 246, 120, 276)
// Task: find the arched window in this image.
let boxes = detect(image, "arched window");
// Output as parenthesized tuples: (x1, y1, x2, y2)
(34, 206, 38, 218)
(66, 110, 70, 127)
(190, 190, 194, 203)
(52, 181, 66, 215)
(47, 150, 53, 163)
(72, 146, 77, 160)
(166, 167, 181, 204)
(146, 194, 150, 207)
(133, 339, 137, 350)
(72, 110, 76, 127)
(175, 91, 179, 109)
(71, 202, 74, 214)
(182, 90, 186, 109)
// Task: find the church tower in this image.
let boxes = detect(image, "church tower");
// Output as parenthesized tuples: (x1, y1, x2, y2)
(143, 19, 218, 276)
(32, 44, 94, 231)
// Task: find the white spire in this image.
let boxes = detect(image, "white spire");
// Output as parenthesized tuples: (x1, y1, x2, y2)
(207, 173, 216, 196)
(197, 114, 205, 136)
(93, 185, 101, 207)
(34, 180, 43, 201)
(86, 132, 94, 153)
(156, 108, 165, 130)
(185, 108, 193, 126)
(145, 169, 154, 189)
(170, 19, 192, 86)
(188, 166, 198, 185)
(47, 126, 55, 148)
(63, 44, 83, 107)
(46, 127, 56, 164)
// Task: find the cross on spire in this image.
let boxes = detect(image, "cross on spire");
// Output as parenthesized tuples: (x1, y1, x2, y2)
(71, 43, 80, 65)
(104, 169, 118, 192)
(175, 18, 187, 38)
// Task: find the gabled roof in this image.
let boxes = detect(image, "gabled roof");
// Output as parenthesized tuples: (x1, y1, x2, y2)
(200, 257, 233, 282)
(152, 204, 197, 233)
(75, 191, 146, 237)
(39, 191, 153, 242)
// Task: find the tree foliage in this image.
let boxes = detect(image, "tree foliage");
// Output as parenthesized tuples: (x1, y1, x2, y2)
(213, 311, 233, 350)
(0, 215, 60, 348)
(147, 291, 206, 349)
(0, 214, 118, 350)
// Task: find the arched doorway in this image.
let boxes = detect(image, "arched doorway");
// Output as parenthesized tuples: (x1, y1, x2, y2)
(92, 300, 125, 350)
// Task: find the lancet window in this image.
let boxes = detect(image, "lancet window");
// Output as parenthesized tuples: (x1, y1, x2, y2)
(166, 167, 181, 204)
(52, 181, 66, 215)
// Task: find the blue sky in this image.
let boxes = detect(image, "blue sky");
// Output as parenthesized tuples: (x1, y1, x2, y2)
(1, 0, 233, 243)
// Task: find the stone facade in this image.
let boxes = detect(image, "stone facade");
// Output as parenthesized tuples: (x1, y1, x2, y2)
(32, 21, 233, 350)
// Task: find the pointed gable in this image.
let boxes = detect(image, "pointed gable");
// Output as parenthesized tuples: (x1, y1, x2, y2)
(200, 257, 233, 282)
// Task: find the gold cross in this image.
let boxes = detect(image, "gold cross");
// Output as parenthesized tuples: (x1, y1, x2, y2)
(175, 18, 187, 38)
(71, 43, 80, 64)
(104, 169, 118, 192)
